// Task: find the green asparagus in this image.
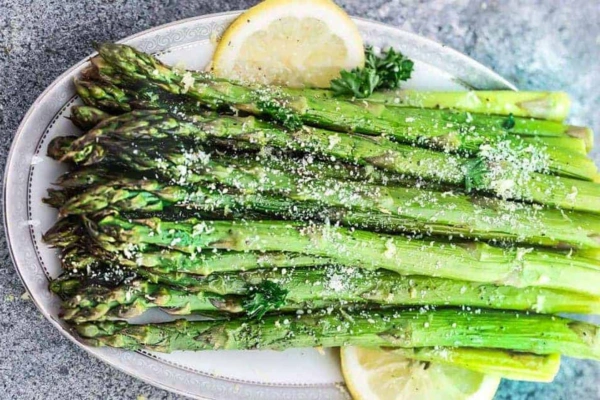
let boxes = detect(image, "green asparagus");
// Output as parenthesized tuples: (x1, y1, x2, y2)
(61, 286, 333, 323)
(86, 215, 600, 296)
(137, 267, 600, 315)
(59, 266, 600, 324)
(96, 43, 590, 157)
(75, 308, 600, 359)
(58, 240, 334, 276)
(42, 217, 86, 249)
(58, 281, 243, 322)
(54, 166, 600, 249)
(75, 76, 210, 117)
(55, 166, 138, 189)
(76, 76, 589, 157)
(89, 53, 573, 126)
(361, 90, 573, 122)
(39, 40, 600, 377)
(390, 348, 560, 382)
(52, 110, 600, 213)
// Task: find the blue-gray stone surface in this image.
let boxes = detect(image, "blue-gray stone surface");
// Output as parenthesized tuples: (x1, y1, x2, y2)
(1, 0, 599, 399)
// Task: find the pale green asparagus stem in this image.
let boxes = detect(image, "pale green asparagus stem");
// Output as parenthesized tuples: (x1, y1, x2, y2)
(390, 347, 561, 382)
(75, 308, 600, 360)
(90, 216, 600, 296)
(365, 90, 572, 121)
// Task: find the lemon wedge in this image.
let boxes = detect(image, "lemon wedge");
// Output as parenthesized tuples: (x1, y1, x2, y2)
(341, 347, 501, 400)
(211, 0, 364, 87)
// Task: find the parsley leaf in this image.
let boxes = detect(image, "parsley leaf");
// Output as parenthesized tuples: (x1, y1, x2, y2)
(243, 281, 288, 319)
(502, 113, 516, 130)
(373, 47, 414, 89)
(464, 157, 488, 192)
(331, 46, 414, 98)
(330, 68, 379, 98)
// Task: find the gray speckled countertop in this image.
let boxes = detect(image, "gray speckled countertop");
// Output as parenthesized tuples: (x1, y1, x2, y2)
(1, 1, 599, 399)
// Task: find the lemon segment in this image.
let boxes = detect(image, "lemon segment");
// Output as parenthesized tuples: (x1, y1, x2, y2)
(341, 347, 501, 400)
(212, 0, 364, 88)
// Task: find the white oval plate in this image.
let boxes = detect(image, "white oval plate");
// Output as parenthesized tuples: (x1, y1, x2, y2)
(4, 11, 517, 400)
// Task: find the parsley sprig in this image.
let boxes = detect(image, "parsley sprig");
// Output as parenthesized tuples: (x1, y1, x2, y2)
(243, 281, 289, 319)
(330, 46, 414, 98)
(464, 157, 488, 192)
(502, 113, 516, 130)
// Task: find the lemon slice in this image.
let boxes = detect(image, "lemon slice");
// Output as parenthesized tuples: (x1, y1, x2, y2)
(341, 347, 501, 400)
(211, 0, 364, 88)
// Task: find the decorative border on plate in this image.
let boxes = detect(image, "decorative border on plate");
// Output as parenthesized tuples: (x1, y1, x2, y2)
(28, 95, 79, 281)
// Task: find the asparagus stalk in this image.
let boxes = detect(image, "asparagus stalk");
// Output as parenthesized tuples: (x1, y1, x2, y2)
(363, 90, 572, 122)
(138, 267, 600, 315)
(134, 251, 333, 275)
(65, 289, 333, 323)
(390, 347, 560, 382)
(59, 265, 600, 324)
(53, 149, 413, 191)
(297, 88, 588, 152)
(74, 308, 600, 359)
(89, 54, 571, 128)
(87, 216, 600, 296)
(52, 124, 469, 185)
(44, 165, 155, 208)
(43, 219, 337, 277)
(54, 274, 329, 322)
(59, 239, 334, 276)
(55, 168, 600, 249)
(69, 106, 113, 130)
(51, 110, 600, 213)
(95, 43, 590, 155)
(57, 276, 338, 323)
(77, 76, 589, 157)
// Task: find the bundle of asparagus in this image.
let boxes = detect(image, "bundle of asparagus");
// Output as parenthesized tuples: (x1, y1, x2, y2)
(44, 42, 600, 382)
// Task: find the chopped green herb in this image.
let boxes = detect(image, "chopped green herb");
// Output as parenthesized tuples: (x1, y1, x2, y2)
(330, 46, 414, 98)
(330, 69, 380, 99)
(368, 46, 414, 90)
(464, 157, 488, 192)
(243, 280, 288, 319)
(502, 113, 516, 130)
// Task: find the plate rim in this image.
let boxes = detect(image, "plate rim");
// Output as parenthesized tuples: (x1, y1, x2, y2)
(3, 10, 516, 400)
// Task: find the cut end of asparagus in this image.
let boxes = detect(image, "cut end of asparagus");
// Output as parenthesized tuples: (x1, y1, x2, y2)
(391, 347, 561, 383)
(566, 126, 594, 153)
(516, 91, 571, 122)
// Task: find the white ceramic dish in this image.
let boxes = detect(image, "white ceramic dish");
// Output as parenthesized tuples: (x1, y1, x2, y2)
(4, 11, 517, 400)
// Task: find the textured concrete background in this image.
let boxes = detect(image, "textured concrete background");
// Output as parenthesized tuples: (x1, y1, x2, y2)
(1, 0, 599, 399)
